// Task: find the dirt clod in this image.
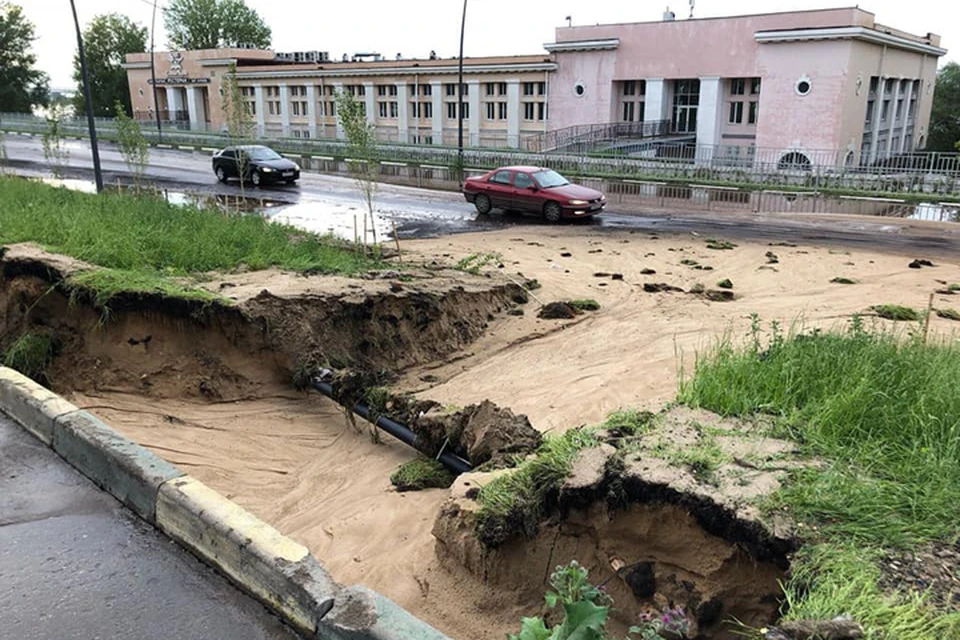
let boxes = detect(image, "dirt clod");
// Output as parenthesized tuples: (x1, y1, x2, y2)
(908, 259, 934, 269)
(643, 283, 684, 293)
(413, 400, 542, 467)
(640, 268, 656, 275)
(538, 302, 578, 319)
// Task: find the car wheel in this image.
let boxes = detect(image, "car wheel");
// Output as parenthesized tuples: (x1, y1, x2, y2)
(251, 170, 262, 187)
(544, 201, 562, 223)
(215, 166, 227, 183)
(474, 193, 492, 215)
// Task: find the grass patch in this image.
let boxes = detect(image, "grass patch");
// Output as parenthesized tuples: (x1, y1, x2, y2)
(830, 277, 859, 285)
(66, 269, 224, 307)
(706, 239, 737, 250)
(647, 432, 730, 485)
(3, 332, 58, 382)
(390, 458, 455, 492)
(935, 308, 960, 321)
(0, 176, 377, 301)
(871, 304, 920, 321)
(476, 428, 600, 545)
(679, 320, 960, 638)
(948, 283, 960, 292)
(454, 252, 502, 275)
(568, 299, 601, 312)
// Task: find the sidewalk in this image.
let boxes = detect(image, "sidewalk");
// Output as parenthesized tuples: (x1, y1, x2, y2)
(0, 412, 300, 640)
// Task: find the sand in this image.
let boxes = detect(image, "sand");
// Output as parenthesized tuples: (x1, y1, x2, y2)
(65, 224, 960, 640)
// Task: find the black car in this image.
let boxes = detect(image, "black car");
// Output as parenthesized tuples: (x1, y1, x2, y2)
(212, 145, 300, 186)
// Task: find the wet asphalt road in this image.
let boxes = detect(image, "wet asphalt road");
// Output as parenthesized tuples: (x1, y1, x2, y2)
(5, 135, 960, 260)
(0, 413, 300, 640)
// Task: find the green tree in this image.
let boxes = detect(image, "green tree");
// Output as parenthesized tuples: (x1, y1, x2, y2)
(41, 104, 69, 179)
(0, 2, 49, 112)
(71, 14, 147, 117)
(336, 89, 380, 251)
(221, 63, 254, 195)
(163, 0, 271, 50)
(114, 102, 149, 186)
(928, 62, 960, 152)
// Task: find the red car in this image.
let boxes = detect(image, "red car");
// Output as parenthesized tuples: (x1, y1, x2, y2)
(463, 166, 606, 222)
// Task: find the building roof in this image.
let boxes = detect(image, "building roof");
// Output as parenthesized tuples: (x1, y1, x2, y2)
(236, 54, 556, 79)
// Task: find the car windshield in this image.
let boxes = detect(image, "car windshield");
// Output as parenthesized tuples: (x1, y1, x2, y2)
(246, 147, 283, 161)
(532, 169, 569, 188)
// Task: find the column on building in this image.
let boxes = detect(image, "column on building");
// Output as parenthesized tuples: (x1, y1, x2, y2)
(305, 84, 318, 138)
(430, 81, 443, 145)
(185, 87, 200, 130)
(278, 84, 290, 137)
(899, 79, 914, 153)
(868, 77, 887, 164)
(885, 79, 903, 158)
(643, 78, 669, 125)
(506, 80, 520, 148)
(695, 77, 723, 163)
(363, 82, 376, 126)
(164, 86, 184, 120)
(254, 85, 266, 137)
(468, 80, 481, 147)
(396, 83, 410, 143)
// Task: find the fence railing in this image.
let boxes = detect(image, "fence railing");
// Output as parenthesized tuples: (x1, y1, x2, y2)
(522, 120, 673, 153)
(3, 112, 960, 197)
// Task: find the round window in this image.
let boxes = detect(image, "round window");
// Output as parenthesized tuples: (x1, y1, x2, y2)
(795, 77, 812, 96)
(574, 82, 586, 97)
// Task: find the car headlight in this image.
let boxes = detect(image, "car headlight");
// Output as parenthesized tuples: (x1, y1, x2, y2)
(600, 195, 607, 201)
(569, 199, 588, 206)
(261, 167, 274, 173)
(294, 164, 301, 172)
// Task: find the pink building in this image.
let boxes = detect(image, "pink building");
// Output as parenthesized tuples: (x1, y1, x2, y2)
(545, 7, 946, 166)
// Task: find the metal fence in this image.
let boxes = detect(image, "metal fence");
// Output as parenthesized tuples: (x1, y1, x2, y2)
(3, 111, 960, 197)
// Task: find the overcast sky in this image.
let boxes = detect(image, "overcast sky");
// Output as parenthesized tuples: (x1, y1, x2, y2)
(22, 0, 958, 89)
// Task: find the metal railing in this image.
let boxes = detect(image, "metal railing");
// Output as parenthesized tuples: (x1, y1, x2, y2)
(3, 112, 960, 197)
(522, 120, 672, 153)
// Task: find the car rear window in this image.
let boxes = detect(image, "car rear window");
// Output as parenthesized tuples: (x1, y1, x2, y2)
(489, 170, 512, 185)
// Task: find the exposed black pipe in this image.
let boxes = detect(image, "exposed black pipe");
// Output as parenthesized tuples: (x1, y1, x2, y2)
(311, 375, 472, 475)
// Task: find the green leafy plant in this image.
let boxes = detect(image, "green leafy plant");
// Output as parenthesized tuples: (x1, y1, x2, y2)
(935, 307, 960, 321)
(705, 239, 737, 250)
(629, 606, 691, 640)
(509, 561, 611, 640)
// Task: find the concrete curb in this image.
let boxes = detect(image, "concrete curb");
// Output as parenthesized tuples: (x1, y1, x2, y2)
(0, 366, 453, 640)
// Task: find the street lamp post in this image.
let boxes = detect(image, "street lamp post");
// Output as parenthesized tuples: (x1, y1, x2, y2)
(68, 0, 104, 193)
(150, 0, 163, 140)
(456, 0, 467, 184)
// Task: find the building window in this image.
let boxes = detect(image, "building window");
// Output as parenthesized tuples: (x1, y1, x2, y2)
(498, 101, 507, 120)
(485, 83, 495, 96)
(461, 102, 469, 119)
(881, 100, 890, 122)
(795, 77, 812, 96)
(623, 81, 636, 96)
(389, 85, 398, 97)
(389, 102, 398, 118)
(328, 101, 336, 117)
(292, 102, 300, 116)
(672, 79, 699, 133)
(422, 102, 432, 119)
(445, 83, 469, 97)
(896, 99, 904, 121)
(870, 77, 879, 94)
(497, 82, 507, 96)
(909, 97, 917, 119)
(748, 101, 758, 125)
(750, 78, 761, 94)
(623, 101, 635, 121)
(728, 101, 744, 124)
(523, 82, 535, 96)
(539, 102, 547, 120)
(538, 82, 546, 96)
(731, 78, 746, 95)
(865, 100, 874, 124)
(377, 85, 387, 97)
(379, 102, 388, 118)
(523, 102, 535, 120)
(447, 102, 456, 119)
(485, 102, 495, 120)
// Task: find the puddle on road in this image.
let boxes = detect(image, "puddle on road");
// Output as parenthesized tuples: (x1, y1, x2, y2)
(266, 201, 396, 242)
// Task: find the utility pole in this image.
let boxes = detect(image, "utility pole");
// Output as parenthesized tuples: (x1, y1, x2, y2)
(456, 0, 467, 184)
(150, 0, 163, 140)
(69, 0, 104, 193)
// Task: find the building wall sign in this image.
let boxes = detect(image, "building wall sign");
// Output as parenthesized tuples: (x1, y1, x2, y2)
(149, 77, 211, 85)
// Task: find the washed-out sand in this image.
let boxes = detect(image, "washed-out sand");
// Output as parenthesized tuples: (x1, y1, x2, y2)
(66, 224, 959, 639)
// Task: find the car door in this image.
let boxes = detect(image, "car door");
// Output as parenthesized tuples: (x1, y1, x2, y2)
(511, 171, 539, 212)
(485, 170, 514, 209)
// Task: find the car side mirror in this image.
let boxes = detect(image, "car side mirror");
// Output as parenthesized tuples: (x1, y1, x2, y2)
(528, 185, 538, 191)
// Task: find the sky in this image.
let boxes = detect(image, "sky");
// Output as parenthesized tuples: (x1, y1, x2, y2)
(20, 0, 959, 90)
